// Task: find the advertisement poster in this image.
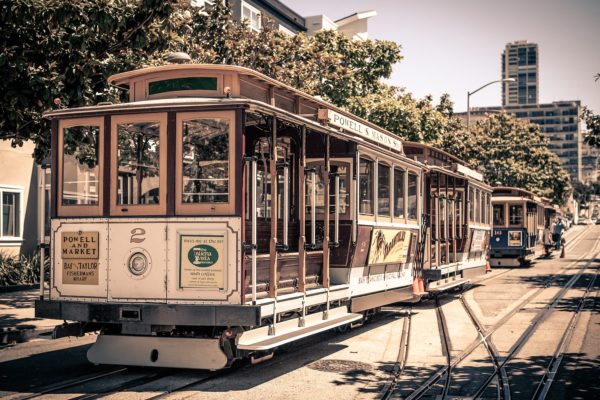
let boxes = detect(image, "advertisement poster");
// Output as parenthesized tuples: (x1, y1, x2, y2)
(179, 234, 225, 289)
(61, 231, 99, 285)
(469, 230, 487, 253)
(508, 231, 523, 247)
(368, 229, 412, 265)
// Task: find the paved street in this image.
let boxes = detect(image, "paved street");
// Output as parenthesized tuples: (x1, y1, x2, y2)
(0, 225, 598, 399)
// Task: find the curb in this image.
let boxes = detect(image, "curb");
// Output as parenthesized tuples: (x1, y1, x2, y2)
(0, 284, 39, 293)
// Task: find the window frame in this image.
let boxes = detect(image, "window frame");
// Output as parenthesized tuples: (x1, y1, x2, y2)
(110, 113, 168, 216)
(407, 171, 419, 221)
(358, 157, 375, 216)
(377, 162, 391, 217)
(393, 167, 406, 220)
(175, 111, 236, 215)
(241, 0, 262, 32)
(0, 186, 24, 241)
(57, 117, 104, 217)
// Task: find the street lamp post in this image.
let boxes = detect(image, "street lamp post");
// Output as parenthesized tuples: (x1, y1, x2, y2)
(467, 78, 515, 132)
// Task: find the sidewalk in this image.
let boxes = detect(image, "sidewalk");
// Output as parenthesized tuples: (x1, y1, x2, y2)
(0, 288, 61, 343)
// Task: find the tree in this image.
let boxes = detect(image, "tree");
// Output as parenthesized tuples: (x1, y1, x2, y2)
(581, 73, 600, 148)
(464, 113, 571, 204)
(0, 0, 177, 160)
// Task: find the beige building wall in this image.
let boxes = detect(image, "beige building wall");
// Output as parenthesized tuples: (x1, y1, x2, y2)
(0, 140, 38, 257)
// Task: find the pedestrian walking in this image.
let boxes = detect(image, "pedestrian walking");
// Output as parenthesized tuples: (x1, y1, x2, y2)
(552, 217, 565, 250)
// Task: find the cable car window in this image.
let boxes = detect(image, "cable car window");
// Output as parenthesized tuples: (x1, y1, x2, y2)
(378, 163, 390, 216)
(509, 204, 523, 225)
(359, 158, 374, 215)
(149, 77, 218, 95)
(407, 172, 418, 220)
(116, 121, 161, 206)
(469, 188, 474, 222)
(61, 125, 100, 206)
(493, 204, 505, 226)
(181, 118, 230, 204)
(394, 168, 405, 218)
(330, 163, 349, 216)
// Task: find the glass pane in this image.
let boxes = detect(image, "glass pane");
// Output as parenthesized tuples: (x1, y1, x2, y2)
(359, 159, 373, 215)
(407, 173, 418, 219)
(509, 205, 523, 225)
(493, 204, 505, 226)
(394, 168, 405, 218)
(182, 118, 229, 204)
(329, 164, 349, 215)
(378, 164, 390, 216)
(2, 192, 20, 237)
(62, 125, 100, 205)
(149, 77, 218, 95)
(117, 121, 161, 205)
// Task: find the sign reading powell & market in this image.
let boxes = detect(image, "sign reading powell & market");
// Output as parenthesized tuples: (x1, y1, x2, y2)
(321, 109, 403, 153)
(179, 234, 225, 289)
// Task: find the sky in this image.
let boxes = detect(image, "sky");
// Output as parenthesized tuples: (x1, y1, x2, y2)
(281, 0, 600, 114)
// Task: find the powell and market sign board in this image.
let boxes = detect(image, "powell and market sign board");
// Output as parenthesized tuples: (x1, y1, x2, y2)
(179, 234, 225, 289)
(319, 109, 403, 153)
(61, 231, 100, 285)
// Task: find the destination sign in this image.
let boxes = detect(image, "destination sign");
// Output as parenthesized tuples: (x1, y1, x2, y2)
(61, 231, 100, 285)
(320, 109, 403, 153)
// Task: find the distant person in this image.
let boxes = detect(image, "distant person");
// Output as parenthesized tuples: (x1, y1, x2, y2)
(552, 218, 565, 250)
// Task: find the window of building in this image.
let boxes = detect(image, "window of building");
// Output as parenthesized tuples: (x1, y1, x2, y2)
(509, 204, 523, 225)
(242, 1, 262, 32)
(394, 168, 405, 218)
(279, 24, 294, 36)
(0, 188, 22, 240)
(359, 158, 374, 215)
(407, 172, 418, 220)
(378, 163, 390, 216)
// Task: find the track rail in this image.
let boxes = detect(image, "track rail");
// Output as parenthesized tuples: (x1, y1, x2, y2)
(379, 308, 412, 400)
(470, 245, 600, 398)
(460, 296, 510, 400)
(401, 228, 599, 400)
(531, 267, 598, 400)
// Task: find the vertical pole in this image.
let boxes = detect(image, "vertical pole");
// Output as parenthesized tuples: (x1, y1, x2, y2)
(251, 160, 257, 303)
(38, 165, 45, 299)
(323, 135, 330, 289)
(311, 170, 316, 245)
(334, 173, 340, 245)
(283, 165, 289, 248)
(269, 116, 278, 298)
(298, 126, 306, 292)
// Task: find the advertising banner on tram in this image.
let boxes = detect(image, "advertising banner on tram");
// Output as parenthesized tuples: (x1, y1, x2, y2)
(179, 234, 225, 289)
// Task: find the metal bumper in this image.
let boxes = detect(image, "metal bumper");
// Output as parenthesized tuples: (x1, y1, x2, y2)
(35, 300, 262, 327)
(88, 334, 228, 370)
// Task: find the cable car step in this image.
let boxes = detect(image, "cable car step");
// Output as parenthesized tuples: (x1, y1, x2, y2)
(428, 278, 471, 293)
(237, 306, 362, 351)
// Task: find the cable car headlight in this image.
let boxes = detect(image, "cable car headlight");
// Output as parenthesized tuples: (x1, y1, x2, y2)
(128, 252, 148, 276)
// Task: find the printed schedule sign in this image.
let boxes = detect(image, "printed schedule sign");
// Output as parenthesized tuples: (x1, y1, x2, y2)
(61, 231, 100, 285)
(179, 234, 225, 289)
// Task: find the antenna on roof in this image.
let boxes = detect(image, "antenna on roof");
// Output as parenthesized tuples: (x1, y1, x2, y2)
(167, 52, 191, 64)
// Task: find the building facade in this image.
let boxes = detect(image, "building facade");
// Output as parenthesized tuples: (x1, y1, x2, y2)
(463, 101, 591, 183)
(190, 0, 306, 35)
(502, 40, 539, 106)
(0, 140, 40, 257)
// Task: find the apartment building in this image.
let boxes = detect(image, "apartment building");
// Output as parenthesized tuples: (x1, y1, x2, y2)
(502, 40, 539, 106)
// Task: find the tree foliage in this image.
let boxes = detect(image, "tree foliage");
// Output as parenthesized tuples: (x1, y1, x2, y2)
(581, 73, 600, 148)
(0, 0, 571, 204)
(460, 113, 571, 204)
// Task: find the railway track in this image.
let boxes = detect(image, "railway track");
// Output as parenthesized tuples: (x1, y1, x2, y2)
(379, 308, 412, 400)
(392, 228, 599, 399)
(531, 267, 598, 400)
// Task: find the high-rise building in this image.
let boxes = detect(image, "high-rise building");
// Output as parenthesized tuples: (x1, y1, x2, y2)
(501, 41, 539, 106)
